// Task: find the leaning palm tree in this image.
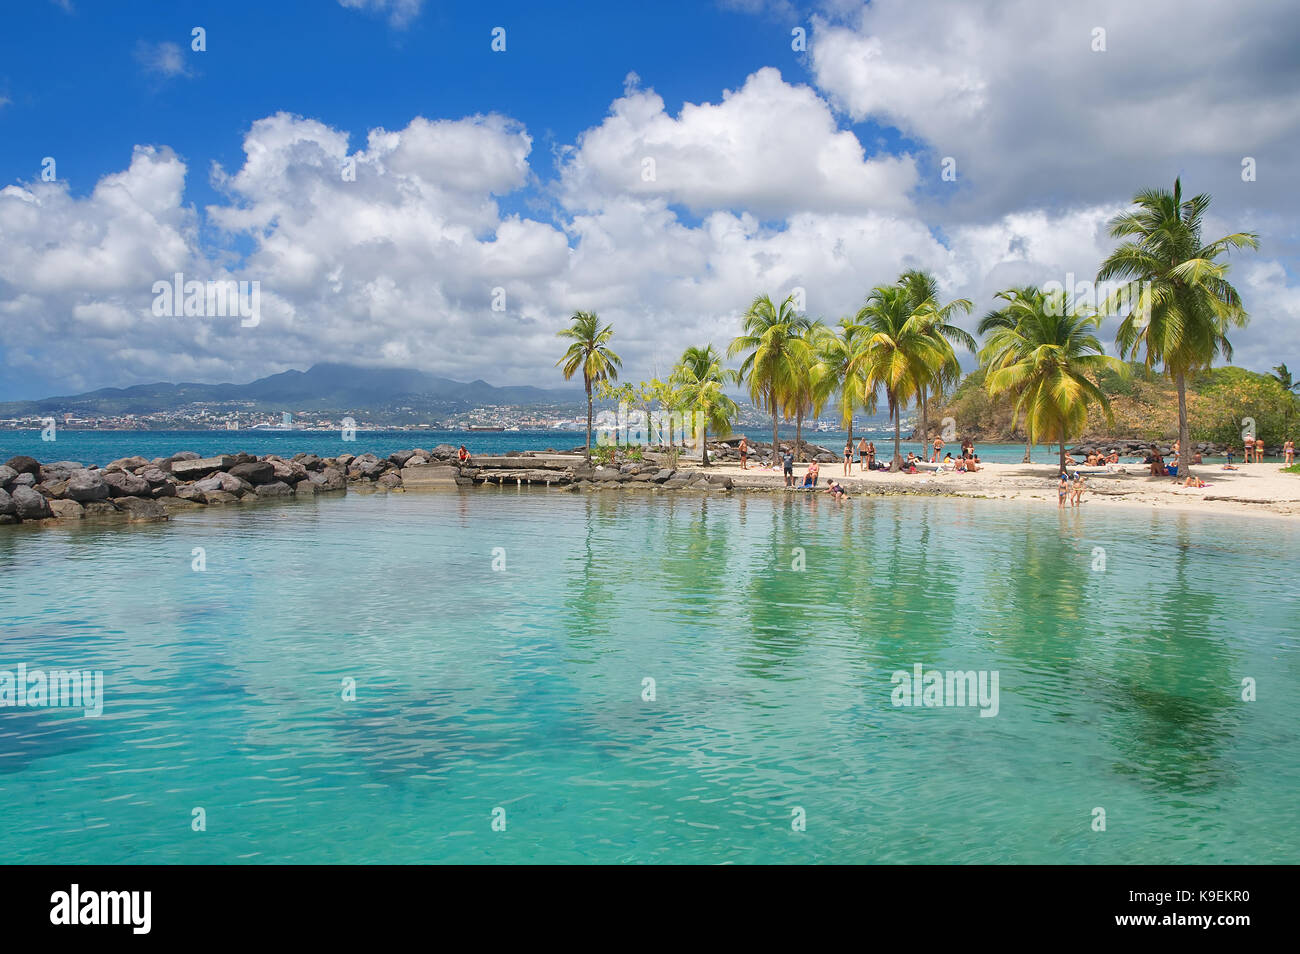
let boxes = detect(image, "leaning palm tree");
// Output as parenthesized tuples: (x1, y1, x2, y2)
(670, 345, 740, 466)
(979, 286, 1044, 462)
(856, 284, 951, 470)
(728, 294, 813, 462)
(810, 318, 877, 453)
(981, 287, 1126, 473)
(898, 270, 974, 458)
(556, 310, 622, 462)
(1097, 178, 1259, 479)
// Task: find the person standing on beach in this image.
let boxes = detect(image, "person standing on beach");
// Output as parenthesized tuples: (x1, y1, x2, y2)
(932, 436, 943, 462)
(738, 436, 748, 470)
(1285, 439, 1295, 465)
(843, 440, 853, 476)
(1058, 472, 1069, 508)
(782, 448, 794, 487)
(867, 441, 876, 470)
(1256, 437, 1266, 462)
(858, 437, 868, 471)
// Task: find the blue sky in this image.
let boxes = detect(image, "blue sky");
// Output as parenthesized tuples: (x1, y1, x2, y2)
(1, 0, 1296, 401)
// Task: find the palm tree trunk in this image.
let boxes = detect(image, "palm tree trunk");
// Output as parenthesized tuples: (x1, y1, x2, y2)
(771, 393, 780, 465)
(1023, 439, 1032, 464)
(847, 419, 854, 473)
(919, 385, 929, 460)
(1059, 437, 1066, 474)
(585, 379, 593, 462)
(1177, 370, 1191, 479)
(701, 425, 709, 466)
(892, 403, 902, 471)
(796, 409, 804, 463)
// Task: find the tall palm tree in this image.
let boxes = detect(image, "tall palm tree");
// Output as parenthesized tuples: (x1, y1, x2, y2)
(556, 310, 622, 462)
(810, 318, 877, 454)
(855, 284, 952, 470)
(1097, 178, 1259, 478)
(979, 286, 1044, 462)
(898, 270, 974, 458)
(782, 320, 826, 462)
(729, 294, 813, 462)
(980, 287, 1126, 473)
(670, 345, 740, 466)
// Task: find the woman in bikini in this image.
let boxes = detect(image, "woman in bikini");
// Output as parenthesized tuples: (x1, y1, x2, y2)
(866, 442, 877, 470)
(1285, 439, 1295, 465)
(843, 440, 853, 476)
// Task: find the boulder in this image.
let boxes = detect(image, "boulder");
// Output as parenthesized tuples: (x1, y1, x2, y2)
(107, 455, 149, 471)
(10, 473, 35, 488)
(112, 496, 168, 522)
(388, 450, 417, 467)
(4, 455, 40, 476)
(195, 472, 250, 494)
(298, 454, 322, 470)
(308, 467, 347, 492)
(176, 484, 208, 503)
(37, 480, 69, 499)
(81, 501, 118, 516)
(140, 467, 172, 487)
(169, 451, 201, 461)
(40, 461, 85, 481)
(65, 470, 111, 502)
(652, 469, 675, 483)
(229, 461, 276, 485)
(11, 485, 52, 519)
(203, 490, 240, 505)
(430, 444, 457, 460)
(171, 455, 235, 480)
(47, 499, 85, 520)
(150, 481, 177, 498)
(336, 454, 355, 469)
(254, 481, 294, 498)
(0, 465, 16, 488)
(160, 497, 204, 514)
(271, 459, 308, 483)
(0, 487, 14, 515)
(103, 471, 151, 497)
(376, 471, 403, 489)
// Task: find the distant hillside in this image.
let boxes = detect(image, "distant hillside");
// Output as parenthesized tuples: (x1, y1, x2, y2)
(0, 362, 587, 418)
(934, 363, 1300, 445)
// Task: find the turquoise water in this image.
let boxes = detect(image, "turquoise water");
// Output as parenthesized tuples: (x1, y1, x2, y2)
(1, 489, 1297, 863)
(2, 428, 1082, 467)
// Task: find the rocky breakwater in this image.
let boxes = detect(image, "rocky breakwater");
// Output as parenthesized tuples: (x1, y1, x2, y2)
(0, 444, 429, 527)
(1066, 438, 1246, 458)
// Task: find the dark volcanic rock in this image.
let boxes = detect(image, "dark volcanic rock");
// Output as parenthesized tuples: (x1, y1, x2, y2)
(112, 496, 168, 522)
(430, 444, 456, 460)
(0, 488, 14, 515)
(11, 473, 36, 488)
(376, 471, 403, 489)
(176, 484, 208, 503)
(11, 485, 52, 519)
(0, 465, 16, 488)
(4, 456, 40, 476)
(254, 481, 294, 498)
(103, 471, 151, 497)
(388, 450, 417, 467)
(229, 461, 275, 485)
(66, 471, 110, 502)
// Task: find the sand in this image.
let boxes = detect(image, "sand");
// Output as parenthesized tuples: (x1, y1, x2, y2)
(691, 458, 1300, 521)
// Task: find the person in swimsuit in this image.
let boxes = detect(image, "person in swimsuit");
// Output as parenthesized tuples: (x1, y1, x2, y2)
(1285, 439, 1295, 465)
(843, 440, 853, 476)
(738, 436, 748, 470)
(932, 437, 943, 462)
(806, 460, 820, 488)
(858, 437, 868, 469)
(457, 445, 472, 466)
(1256, 437, 1266, 462)
(867, 441, 877, 470)
(1071, 472, 1086, 506)
(1242, 440, 1253, 464)
(1058, 473, 1069, 508)
(782, 449, 794, 487)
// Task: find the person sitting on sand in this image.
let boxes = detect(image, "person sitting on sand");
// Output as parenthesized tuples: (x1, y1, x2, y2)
(943, 452, 955, 464)
(1107, 449, 1120, 465)
(1147, 450, 1164, 476)
(738, 436, 748, 470)
(801, 460, 820, 489)
(457, 445, 472, 466)
(954, 455, 967, 473)
(1064, 452, 1078, 466)
(965, 453, 981, 473)
(1085, 451, 1099, 466)
(1183, 474, 1207, 488)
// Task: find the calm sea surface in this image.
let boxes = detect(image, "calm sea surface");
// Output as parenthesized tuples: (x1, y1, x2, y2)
(1, 428, 1137, 467)
(1, 489, 1296, 863)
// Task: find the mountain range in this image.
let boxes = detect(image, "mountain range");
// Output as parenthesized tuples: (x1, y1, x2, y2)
(0, 363, 587, 419)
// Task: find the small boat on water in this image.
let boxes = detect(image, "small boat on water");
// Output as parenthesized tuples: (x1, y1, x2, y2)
(466, 425, 505, 431)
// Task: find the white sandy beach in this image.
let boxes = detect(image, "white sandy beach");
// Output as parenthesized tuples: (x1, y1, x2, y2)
(693, 458, 1300, 521)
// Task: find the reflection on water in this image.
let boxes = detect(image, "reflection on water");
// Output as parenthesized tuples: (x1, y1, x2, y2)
(0, 490, 1297, 863)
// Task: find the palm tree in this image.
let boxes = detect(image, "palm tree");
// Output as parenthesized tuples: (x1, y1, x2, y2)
(556, 311, 622, 462)
(729, 294, 813, 462)
(898, 270, 974, 458)
(1097, 178, 1259, 478)
(979, 286, 1044, 462)
(782, 321, 826, 462)
(810, 318, 877, 455)
(1273, 364, 1300, 434)
(980, 287, 1126, 473)
(670, 345, 740, 465)
(855, 284, 952, 470)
